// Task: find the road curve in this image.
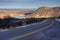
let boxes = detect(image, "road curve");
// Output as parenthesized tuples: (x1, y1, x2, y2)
(9, 19, 54, 40)
(0, 18, 60, 40)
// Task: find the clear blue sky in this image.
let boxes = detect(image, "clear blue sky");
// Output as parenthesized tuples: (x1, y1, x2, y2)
(0, 0, 60, 9)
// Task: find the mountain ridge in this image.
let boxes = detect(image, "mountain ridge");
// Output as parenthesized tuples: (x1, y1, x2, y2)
(25, 6, 60, 18)
(0, 6, 60, 18)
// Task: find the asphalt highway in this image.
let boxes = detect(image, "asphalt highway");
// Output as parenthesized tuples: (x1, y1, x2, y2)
(0, 18, 60, 40)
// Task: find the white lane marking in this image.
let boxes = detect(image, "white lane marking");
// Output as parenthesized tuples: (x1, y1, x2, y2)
(9, 20, 54, 40)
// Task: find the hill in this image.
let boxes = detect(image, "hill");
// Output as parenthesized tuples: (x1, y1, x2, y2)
(25, 6, 60, 18)
(0, 10, 34, 18)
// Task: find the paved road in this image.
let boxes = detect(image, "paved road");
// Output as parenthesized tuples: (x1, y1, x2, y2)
(0, 18, 60, 40)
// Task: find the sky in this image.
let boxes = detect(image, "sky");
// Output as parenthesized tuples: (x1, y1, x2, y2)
(0, 0, 60, 9)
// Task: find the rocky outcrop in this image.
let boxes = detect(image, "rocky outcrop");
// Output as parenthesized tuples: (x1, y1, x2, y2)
(25, 6, 60, 18)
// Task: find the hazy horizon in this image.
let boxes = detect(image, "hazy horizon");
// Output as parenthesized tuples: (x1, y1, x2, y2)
(0, 0, 60, 9)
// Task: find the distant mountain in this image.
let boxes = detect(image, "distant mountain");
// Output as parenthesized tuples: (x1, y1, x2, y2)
(0, 7, 60, 18)
(25, 6, 60, 18)
(0, 10, 34, 18)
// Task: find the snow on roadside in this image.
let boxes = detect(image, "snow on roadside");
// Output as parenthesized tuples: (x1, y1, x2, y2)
(0, 29, 9, 32)
(56, 19, 60, 22)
